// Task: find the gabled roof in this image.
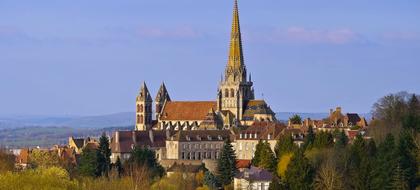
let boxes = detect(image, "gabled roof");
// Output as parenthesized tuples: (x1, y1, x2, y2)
(111, 130, 168, 153)
(235, 166, 273, 181)
(160, 101, 217, 121)
(237, 121, 286, 140)
(169, 130, 232, 142)
(346, 113, 361, 125)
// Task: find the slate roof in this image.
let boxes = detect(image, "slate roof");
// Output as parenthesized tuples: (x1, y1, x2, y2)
(169, 130, 233, 142)
(237, 121, 286, 140)
(160, 101, 217, 121)
(111, 130, 168, 153)
(242, 100, 275, 121)
(346, 113, 361, 125)
(235, 166, 273, 181)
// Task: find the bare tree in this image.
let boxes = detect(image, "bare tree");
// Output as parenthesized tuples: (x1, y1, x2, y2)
(314, 158, 344, 190)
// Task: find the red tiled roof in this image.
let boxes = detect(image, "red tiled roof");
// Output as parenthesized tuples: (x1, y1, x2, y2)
(161, 101, 216, 121)
(236, 159, 251, 169)
(111, 130, 168, 153)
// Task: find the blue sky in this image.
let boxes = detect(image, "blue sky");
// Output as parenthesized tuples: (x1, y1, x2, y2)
(1, 0, 419, 116)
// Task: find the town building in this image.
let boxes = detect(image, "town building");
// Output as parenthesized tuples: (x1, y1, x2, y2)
(234, 166, 273, 190)
(234, 121, 285, 160)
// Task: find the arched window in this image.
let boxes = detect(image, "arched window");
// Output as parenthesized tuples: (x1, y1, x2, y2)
(225, 89, 229, 97)
(230, 89, 235, 97)
(139, 104, 143, 113)
(137, 115, 140, 124)
(140, 115, 143, 124)
(137, 104, 141, 112)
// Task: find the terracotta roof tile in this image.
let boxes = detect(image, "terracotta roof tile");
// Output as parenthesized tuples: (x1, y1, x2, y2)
(161, 101, 216, 121)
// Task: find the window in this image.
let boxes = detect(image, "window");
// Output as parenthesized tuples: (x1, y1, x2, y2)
(139, 115, 143, 124)
(225, 89, 229, 97)
(268, 134, 271, 140)
(216, 152, 220, 159)
(244, 134, 248, 139)
(239, 134, 243, 139)
(218, 135, 222, 140)
(254, 133, 257, 138)
(181, 152, 185, 159)
(230, 89, 235, 97)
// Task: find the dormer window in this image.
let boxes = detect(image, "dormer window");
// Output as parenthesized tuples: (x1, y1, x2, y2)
(196, 135, 201, 141)
(254, 133, 257, 138)
(218, 135, 223, 140)
(207, 135, 212, 140)
(245, 134, 248, 138)
(268, 134, 271, 140)
(186, 135, 191, 141)
(240, 134, 243, 139)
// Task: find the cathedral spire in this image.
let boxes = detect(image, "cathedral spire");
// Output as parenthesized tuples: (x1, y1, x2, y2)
(226, 0, 246, 82)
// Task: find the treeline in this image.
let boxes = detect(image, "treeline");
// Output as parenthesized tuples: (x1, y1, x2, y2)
(249, 92, 419, 190)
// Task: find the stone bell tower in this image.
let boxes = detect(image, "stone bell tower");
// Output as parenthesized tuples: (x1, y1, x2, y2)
(135, 82, 153, 131)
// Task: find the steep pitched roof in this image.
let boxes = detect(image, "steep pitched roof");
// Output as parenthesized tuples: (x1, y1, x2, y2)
(237, 121, 286, 140)
(137, 82, 152, 102)
(160, 101, 217, 121)
(242, 100, 275, 121)
(155, 82, 171, 102)
(346, 113, 361, 125)
(110, 130, 168, 153)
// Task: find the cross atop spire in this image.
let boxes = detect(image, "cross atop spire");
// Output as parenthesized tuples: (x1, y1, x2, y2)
(225, 0, 246, 82)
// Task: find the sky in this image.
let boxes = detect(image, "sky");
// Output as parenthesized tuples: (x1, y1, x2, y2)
(1, 0, 419, 116)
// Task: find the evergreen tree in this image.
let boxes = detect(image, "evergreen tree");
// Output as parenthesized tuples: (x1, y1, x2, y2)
(334, 130, 348, 149)
(204, 171, 219, 190)
(391, 163, 410, 190)
(313, 131, 334, 149)
(115, 156, 123, 178)
(255, 141, 276, 171)
(303, 126, 315, 149)
(403, 94, 420, 132)
(285, 149, 314, 190)
(217, 140, 237, 186)
(372, 133, 397, 190)
(395, 130, 417, 189)
(97, 133, 111, 177)
(77, 148, 98, 177)
(274, 134, 296, 158)
(128, 147, 164, 179)
(251, 140, 264, 166)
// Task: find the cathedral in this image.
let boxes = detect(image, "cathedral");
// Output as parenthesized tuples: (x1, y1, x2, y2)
(135, 0, 276, 131)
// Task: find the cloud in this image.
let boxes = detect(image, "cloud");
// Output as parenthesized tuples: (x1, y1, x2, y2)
(247, 26, 363, 45)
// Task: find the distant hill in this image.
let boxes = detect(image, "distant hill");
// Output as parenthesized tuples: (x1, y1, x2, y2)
(0, 112, 135, 129)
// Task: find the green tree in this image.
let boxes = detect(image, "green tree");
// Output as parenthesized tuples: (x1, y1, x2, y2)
(395, 130, 417, 189)
(303, 126, 315, 149)
(78, 147, 99, 177)
(29, 149, 60, 168)
(391, 163, 410, 190)
(253, 141, 276, 171)
(289, 114, 302, 125)
(313, 131, 334, 149)
(217, 140, 237, 186)
(372, 133, 397, 190)
(127, 147, 164, 179)
(97, 133, 111, 177)
(285, 149, 314, 190)
(251, 140, 264, 166)
(274, 134, 296, 158)
(204, 171, 219, 190)
(334, 130, 348, 149)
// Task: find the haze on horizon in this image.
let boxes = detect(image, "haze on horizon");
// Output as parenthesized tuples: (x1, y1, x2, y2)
(1, 0, 419, 116)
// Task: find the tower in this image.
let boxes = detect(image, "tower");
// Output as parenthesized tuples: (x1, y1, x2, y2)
(218, 0, 254, 122)
(155, 82, 171, 119)
(135, 82, 153, 131)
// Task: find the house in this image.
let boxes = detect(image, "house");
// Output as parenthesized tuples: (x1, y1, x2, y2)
(233, 121, 285, 160)
(234, 166, 273, 190)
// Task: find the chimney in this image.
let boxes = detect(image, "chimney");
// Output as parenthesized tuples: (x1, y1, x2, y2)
(115, 131, 120, 143)
(149, 129, 154, 143)
(132, 131, 137, 144)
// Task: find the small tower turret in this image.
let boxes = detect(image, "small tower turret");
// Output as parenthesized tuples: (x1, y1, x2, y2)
(155, 82, 171, 119)
(135, 82, 153, 131)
